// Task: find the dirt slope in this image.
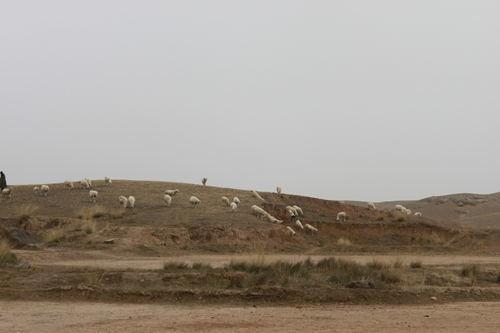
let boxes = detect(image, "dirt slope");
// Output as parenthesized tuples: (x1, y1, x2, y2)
(376, 192, 500, 230)
(1, 180, 499, 255)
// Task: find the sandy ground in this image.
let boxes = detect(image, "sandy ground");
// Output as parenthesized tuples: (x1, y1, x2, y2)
(1, 301, 500, 333)
(15, 250, 500, 270)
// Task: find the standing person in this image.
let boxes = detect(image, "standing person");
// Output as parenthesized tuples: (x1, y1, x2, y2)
(0, 171, 6, 190)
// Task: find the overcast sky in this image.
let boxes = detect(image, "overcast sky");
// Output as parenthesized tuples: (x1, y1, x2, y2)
(1, 1, 499, 201)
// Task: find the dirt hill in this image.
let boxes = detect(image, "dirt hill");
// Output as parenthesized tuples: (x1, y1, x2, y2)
(1, 180, 499, 255)
(376, 192, 500, 230)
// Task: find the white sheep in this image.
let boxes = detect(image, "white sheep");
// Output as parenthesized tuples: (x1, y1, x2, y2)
(128, 196, 136, 208)
(33, 186, 40, 195)
(40, 185, 50, 197)
(164, 189, 180, 196)
(252, 190, 265, 202)
(163, 194, 172, 207)
(404, 208, 412, 215)
(85, 178, 92, 187)
(119, 196, 128, 208)
(233, 197, 241, 205)
(394, 204, 406, 212)
(251, 205, 269, 219)
(64, 181, 74, 189)
(286, 226, 296, 236)
(89, 190, 98, 203)
(266, 215, 283, 224)
(221, 196, 231, 207)
(276, 186, 282, 194)
(292, 205, 304, 216)
(305, 224, 318, 232)
(190, 196, 201, 208)
(104, 177, 112, 185)
(80, 179, 90, 189)
(1, 188, 12, 199)
(201, 178, 207, 186)
(336, 211, 347, 222)
(368, 202, 377, 210)
(286, 206, 298, 218)
(414, 212, 422, 217)
(295, 219, 304, 230)
(230, 202, 238, 211)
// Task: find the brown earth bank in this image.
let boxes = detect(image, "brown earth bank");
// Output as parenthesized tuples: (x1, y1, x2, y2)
(2, 300, 500, 333)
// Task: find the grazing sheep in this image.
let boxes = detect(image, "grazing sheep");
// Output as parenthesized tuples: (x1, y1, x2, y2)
(292, 205, 304, 216)
(336, 211, 347, 222)
(368, 202, 377, 210)
(1, 188, 12, 199)
(286, 226, 296, 236)
(85, 178, 92, 187)
(104, 177, 112, 185)
(163, 194, 172, 207)
(305, 224, 318, 232)
(64, 181, 74, 189)
(89, 190, 98, 203)
(230, 202, 238, 211)
(119, 196, 128, 208)
(202, 178, 207, 186)
(286, 206, 298, 218)
(164, 189, 180, 196)
(251, 190, 265, 202)
(266, 215, 283, 224)
(414, 212, 423, 217)
(251, 205, 269, 219)
(33, 186, 40, 195)
(395, 204, 406, 212)
(405, 208, 412, 215)
(233, 197, 240, 205)
(128, 196, 136, 208)
(295, 219, 304, 230)
(80, 179, 91, 189)
(276, 186, 282, 194)
(189, 196, 201, 208)
(40, 185, 50, 197)
(221, 196, 231, 207)
(250, 205, 282, 223)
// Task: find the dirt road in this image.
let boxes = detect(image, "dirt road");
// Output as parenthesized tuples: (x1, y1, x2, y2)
(1, 301, 499, 333)
(15, 249, 500, 270)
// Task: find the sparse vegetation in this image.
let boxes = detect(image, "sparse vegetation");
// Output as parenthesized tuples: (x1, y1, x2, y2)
(410, 261, 423, 269)
(337, 237, 352, 246)
(163, 262, 190, 271)
(393, 259, 404, 269)
(15, 204, 39, 221)
(0, 241, 18, 267)
(77, 205, 124, 220)
(44, 228, 65, 244)
(82, 220, 97, 234)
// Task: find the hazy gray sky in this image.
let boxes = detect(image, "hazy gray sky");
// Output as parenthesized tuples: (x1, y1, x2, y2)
(1, 1, 499, 201)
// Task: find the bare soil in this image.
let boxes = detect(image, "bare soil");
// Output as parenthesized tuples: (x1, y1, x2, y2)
(1, 300, 500, 333)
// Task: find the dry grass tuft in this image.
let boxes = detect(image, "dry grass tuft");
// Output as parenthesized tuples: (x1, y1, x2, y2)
(82, 220, 97, 234)
(44, 228, 65, 244)
(76, 205, 124, 220)
(0, 241, 18, 267)
(15, 204, 39, 221)
(336, 237, 352, 246)
(410, 261, 423, 269)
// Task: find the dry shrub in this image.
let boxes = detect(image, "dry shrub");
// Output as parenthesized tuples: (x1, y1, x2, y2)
(410, 261, 423, 269)
(44, 228, 65, 244)
(15, 204, 39, 220)
(82, 220, 97, 234)
(461, 264, 481, 285)
(77, 205, 124, 220)
(0, 241, 18, 267)
(163, 262, 190, 271)
(337, 237, 352, 247)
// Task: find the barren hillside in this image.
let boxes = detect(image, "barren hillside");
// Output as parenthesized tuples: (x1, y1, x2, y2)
(1, 180, 499, 255)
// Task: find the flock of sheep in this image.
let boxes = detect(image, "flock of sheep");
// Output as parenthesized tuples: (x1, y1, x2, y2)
(1, 178, 423, 235)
